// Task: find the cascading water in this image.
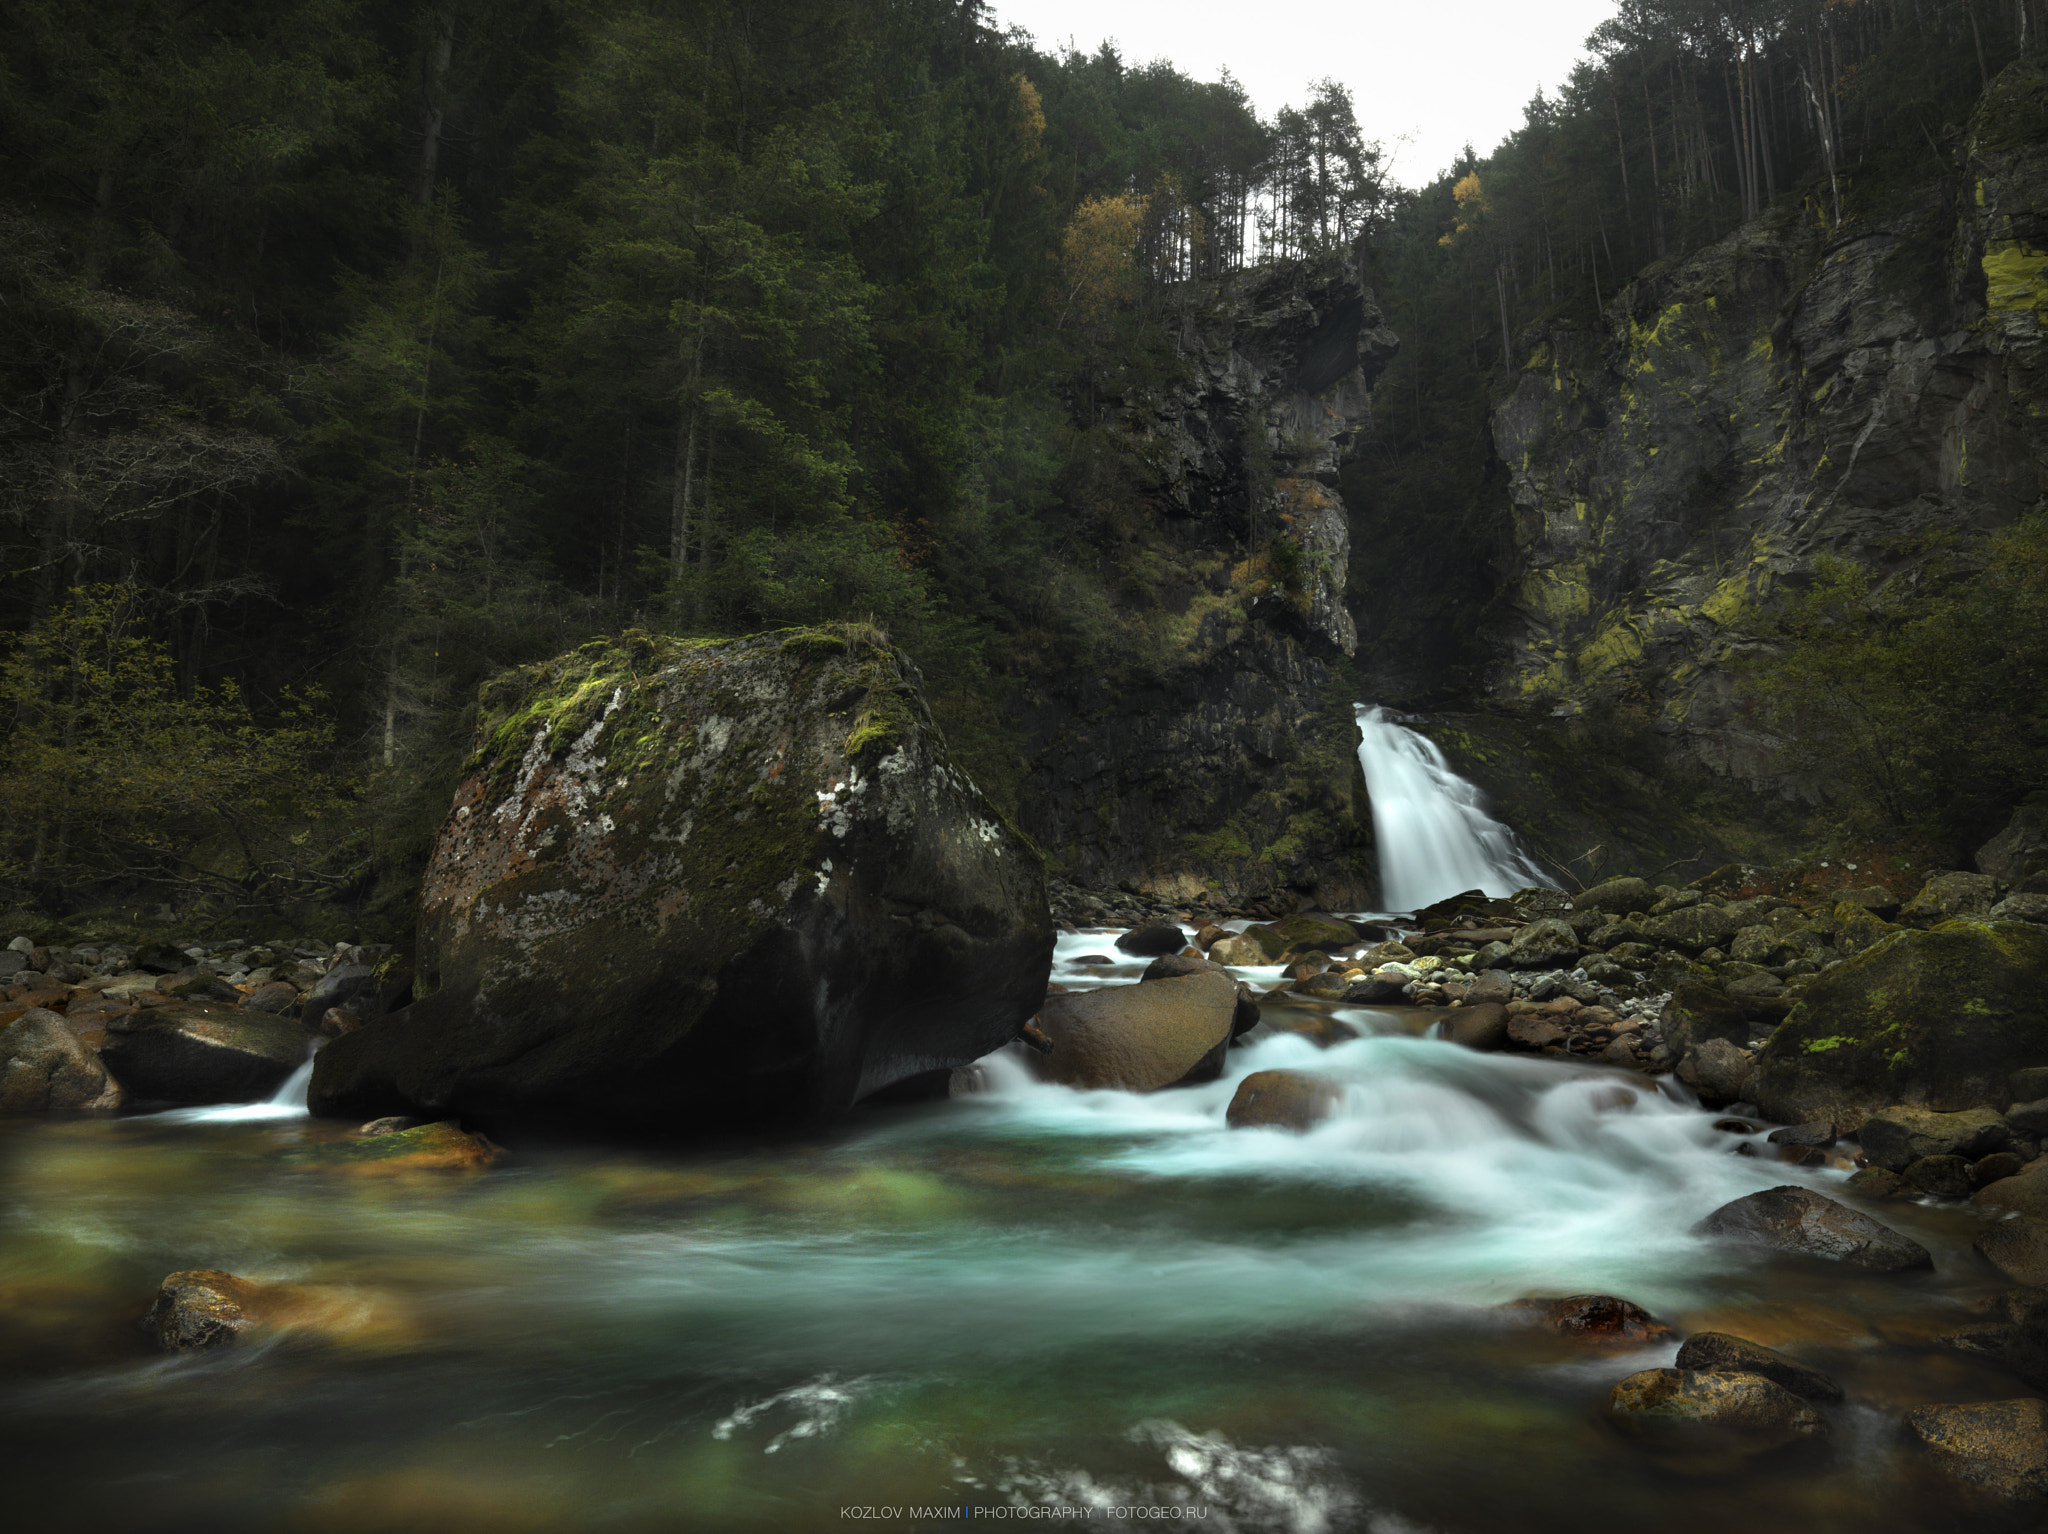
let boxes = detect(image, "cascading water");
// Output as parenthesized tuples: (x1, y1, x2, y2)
(1354, 704, 1557, 913)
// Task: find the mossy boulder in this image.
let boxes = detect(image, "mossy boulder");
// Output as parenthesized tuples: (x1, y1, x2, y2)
(310, 629, 1052, 1135)
(1899, 871, 2004, 926)
(1572, 876, 1654, 915)
(1749, 922, 2048, 1125)
(1263, 913, 1359, 953)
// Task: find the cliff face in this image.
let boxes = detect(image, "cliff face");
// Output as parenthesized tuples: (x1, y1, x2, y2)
(1016, 260, 1400, 910)
(1482, 60, 2048, 796)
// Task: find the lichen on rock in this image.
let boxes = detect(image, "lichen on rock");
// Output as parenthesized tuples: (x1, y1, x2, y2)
(311, 626, 1053, 1135)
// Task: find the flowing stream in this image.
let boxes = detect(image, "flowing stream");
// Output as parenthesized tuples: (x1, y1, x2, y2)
(1353, 706, 1555, 912)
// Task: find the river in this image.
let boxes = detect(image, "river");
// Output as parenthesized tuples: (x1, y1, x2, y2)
(0, 716, 2029, 1531)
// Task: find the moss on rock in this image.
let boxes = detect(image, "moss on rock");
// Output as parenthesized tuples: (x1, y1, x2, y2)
(1750, 921, 2048, 1124)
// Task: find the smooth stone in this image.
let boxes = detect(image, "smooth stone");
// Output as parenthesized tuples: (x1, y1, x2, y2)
(1032, 971, 1239, 1092)
(1224, 1069, 1344, 1132)
(1607, 1368, 1826, 1456)
(1441, 1002, 1511, 1052)
(1114, 924, 1188, 958)
(1496, 1294, 1674, 1346)
(0, 1009, 124, 1113)
(1858, 1106, 2012, 1171)
(1673, 1331, 1844, 1400)
(1904, 1153, 1976, 1199)
(1693, 1184, 1933, 1272)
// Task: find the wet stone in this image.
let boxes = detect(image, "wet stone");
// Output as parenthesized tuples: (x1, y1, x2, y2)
(1694, 1184, 1933, 1272)
(1607, 1368, 1826, 1458)
(1904, 1154, 1977, 1199)
(1496, 1294, 1675, 1347)
(1903, 1398, 2048, 1502)
(1673, 1331, 1844, 1400)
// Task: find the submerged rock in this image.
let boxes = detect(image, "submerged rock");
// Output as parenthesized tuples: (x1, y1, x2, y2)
(97, 1002, 316, 1104)
(1496, 1294, 1674, 1346)
(288, 1120, 502, 1174)
(1749, 922, 2048, 1125)
(1225, 1069, 1344, 1131)
(1673, 1331, 1843, 1400)
(311, 629, 1051, 1134)
(1032, 971, 1238, 1092)
(144, 1269, 258, 1350)
(1607, 1368, 1826, 1457)
(0, 1009, 124, 1113)
(1693, 1185, 1932, 1272)
(1903, 1399, 2048, 1502)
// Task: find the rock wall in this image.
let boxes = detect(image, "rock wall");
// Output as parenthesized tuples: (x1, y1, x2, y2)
(1017, 259, 1400, 910)
(1480, 60, 2047, 794)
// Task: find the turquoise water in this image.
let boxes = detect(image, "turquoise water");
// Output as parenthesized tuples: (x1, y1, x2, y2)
(0, 951, 2029, 1532)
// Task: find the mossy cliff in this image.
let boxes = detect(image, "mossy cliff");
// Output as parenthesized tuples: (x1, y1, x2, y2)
(1467, 60, 2047, 804)
(1016, 258, 1398, 909)
(310, 625, 1052, 1134)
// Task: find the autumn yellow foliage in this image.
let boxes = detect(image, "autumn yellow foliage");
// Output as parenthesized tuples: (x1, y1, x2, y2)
(1058, 191, 1148, 326)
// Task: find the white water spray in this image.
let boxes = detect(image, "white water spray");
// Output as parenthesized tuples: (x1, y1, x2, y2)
(1353, 704, 1556, 913)
(138, 1044, 319, 1124)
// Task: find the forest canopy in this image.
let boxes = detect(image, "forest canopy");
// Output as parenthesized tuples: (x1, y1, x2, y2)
(0, 0, 2035, 922)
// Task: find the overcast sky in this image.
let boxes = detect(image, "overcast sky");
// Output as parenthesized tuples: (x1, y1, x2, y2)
(991, 0, 1623, 188)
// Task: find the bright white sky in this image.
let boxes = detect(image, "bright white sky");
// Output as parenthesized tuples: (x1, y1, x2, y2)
(991, 0, 1624, 188)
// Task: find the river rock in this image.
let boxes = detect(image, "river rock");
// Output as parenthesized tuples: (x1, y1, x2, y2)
(1900, 871, 2005, 926)
(1141, 953, 1227, 982)
(310, 629, 1051, 1133)
(1225, 1069, 1344, 1131)
(240, 980, 302, 1015)
(1660, 981, 1751, 1058)
(1607, 1369, 1825, 1456)
(1749, 922, 2048, 1126)
(1263, 913, 1359, 953)
(0, 1009, 124, 1113)
(144, 1269, 258, 1350)
(1992, 892, 2048, 924)
(1902, 1399, 2048, 1502)
(1574, 877, 1653, 915)
(1207, 933, 1268, 966)
(287, 1120, 502, 1174)
(1497, 1294, 1674, 1346)
(300, 962, 386, 1030)
(1904, 1154, 1976, 1199)
(1693, 1185, 1932, 1272)
(1507, 918, 1577, 968)
(1977, 1217, 2048, 1286)
(1114, 924, 1187, 957)
(1032, 970, 1239, 1092)
(1442, 1002, 1511, 1051)
(1643, 904, 1739, 953)
(97, 1003, 316, 1103)
(1682, 1037, 1754, 1106)
(1859, 1106, 2013, 1170)
(1673, 1332, 1843, 1400)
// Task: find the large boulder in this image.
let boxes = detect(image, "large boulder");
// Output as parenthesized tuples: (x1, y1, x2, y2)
(1902, 1400, 2048, 1503)
(1033, 971, 1239, 1092)
(1659, 981, 1751, 1058)
(1507, 918, 1578, 968)
(1749, 922, 2048, 1125)
(1980, 798, 2048, 886)
(1263, 913, 1360, 954)
(97, 1003, 316, 1103)
(0, 1009, 124, 1112)
(310, 629, 1051, 1134)
(1642, 904, 1740, 953)
(1693, 1185, 1932, 1272)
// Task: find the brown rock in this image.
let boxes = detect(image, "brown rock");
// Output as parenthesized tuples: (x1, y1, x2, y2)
(1032, 971, 1240, 1092)
(1978, 1217, 2048, 1287)
(1506, 1014, 1567, 1050)
(1497, 1294, 1675, 1346)
(0, 1008, 124, 1113)
(319, 1006, 364, 1038)
(1225, 1070, 1345, 1132)
(1441, 1002, 1511, 1051)
(1903, 1399, 2048, 1502)
(144, 1268, 260, 1350)
(1673, 1331, 1843, 1400)
(1904, 1153, 1976, 1199)
(1976, 1151, 2027, 1186)
(1975, 1158, 2048, 1220)
(1608, 1368, 1826, 1456)
(240, 980, 301, 1015)
(292, 1120, 502, 1174)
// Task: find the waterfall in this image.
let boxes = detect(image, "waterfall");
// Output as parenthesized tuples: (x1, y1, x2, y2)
(1353, 704, 1557, 913)
(138, 1042, 320, 1123)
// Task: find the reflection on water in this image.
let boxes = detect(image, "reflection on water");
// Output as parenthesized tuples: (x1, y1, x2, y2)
(0, 944, 2029, 1533)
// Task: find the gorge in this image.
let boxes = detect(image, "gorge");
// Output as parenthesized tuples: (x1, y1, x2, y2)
(4, 3, 2048, 1530)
